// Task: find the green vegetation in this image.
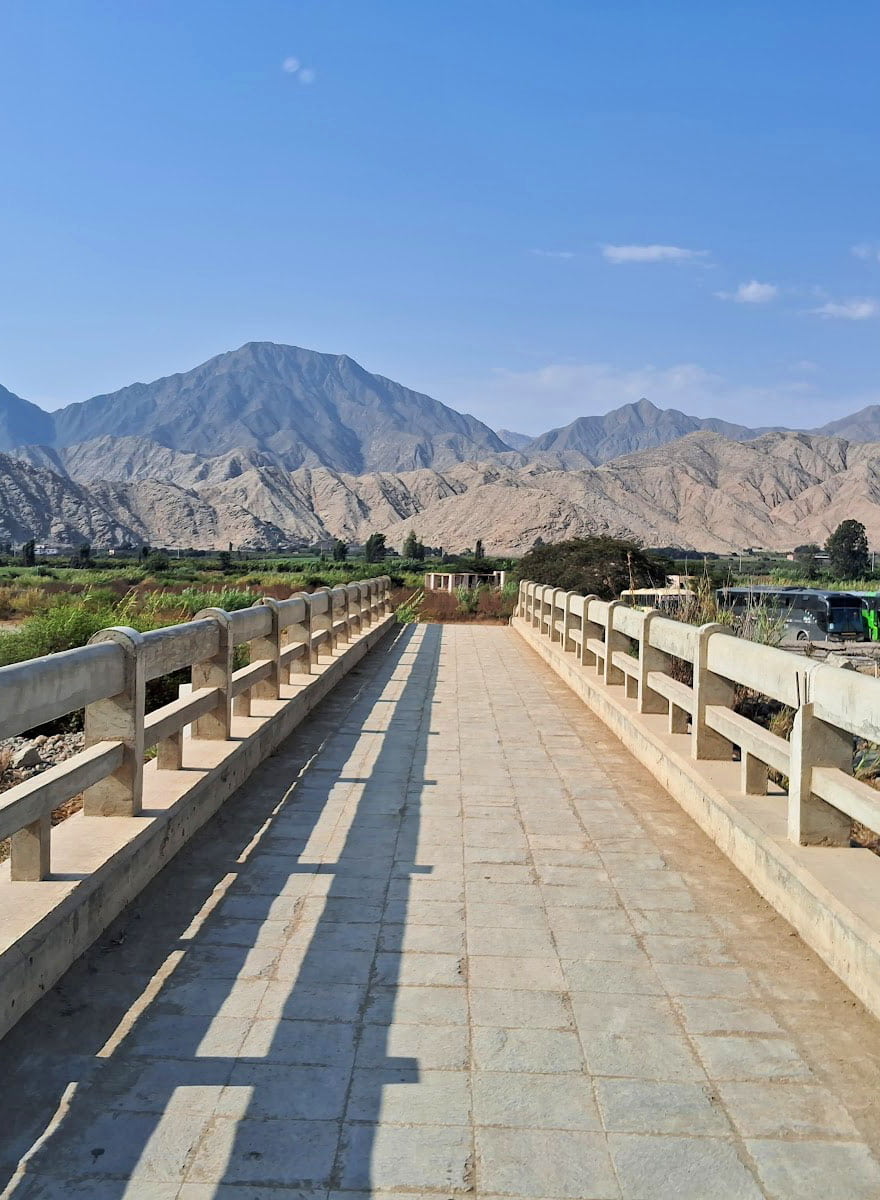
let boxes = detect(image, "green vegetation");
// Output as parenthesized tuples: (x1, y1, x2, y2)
(514, 537, 669, 599)
(826, 519, 870, 579)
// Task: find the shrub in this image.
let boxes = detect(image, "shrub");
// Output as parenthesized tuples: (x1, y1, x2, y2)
(515, 537, 669, 599)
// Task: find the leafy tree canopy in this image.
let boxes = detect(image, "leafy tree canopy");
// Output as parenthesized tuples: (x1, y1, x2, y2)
(514, 537, 670, 599)
(825, 520, 869, 578)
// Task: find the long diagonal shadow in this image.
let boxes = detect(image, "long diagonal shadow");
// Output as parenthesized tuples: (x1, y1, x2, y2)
(0, 621, 442, 1197)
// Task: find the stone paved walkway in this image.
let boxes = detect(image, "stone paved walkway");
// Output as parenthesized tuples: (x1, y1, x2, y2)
(3, 624, 880, 1199)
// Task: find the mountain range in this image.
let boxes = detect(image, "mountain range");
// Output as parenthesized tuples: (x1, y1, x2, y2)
(3, 341, 880, 552)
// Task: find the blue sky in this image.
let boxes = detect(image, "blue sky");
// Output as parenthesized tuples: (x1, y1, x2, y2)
(1, 0, 879, 434)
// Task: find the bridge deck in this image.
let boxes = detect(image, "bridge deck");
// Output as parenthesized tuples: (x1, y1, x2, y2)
(3, 624, 880, 1199)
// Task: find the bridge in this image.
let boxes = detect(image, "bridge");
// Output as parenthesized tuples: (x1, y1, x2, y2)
(2, 579, 880, 1197)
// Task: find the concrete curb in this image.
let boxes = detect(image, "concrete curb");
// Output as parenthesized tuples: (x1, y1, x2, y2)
(513, 615, 880, 1022)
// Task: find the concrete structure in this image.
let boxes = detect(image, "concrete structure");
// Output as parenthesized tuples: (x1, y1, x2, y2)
(515, 581, 880, 1023)
(0, 578, 393, 1041)
(2, 625, 880, 1196)
(424, 570, 507, 591)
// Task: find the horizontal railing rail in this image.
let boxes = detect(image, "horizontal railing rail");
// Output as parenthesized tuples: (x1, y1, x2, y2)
(0, 577, 392, 881)
(517, 579, 880, 849)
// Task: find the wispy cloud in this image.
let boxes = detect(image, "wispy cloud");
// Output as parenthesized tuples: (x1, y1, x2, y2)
(530, 249, 575, 260)
(282, 57, 316, 84)
(601, 244, 709, 264)
(446, 358, 880, 432)
(715, 280, 779, 304)
(811, 297, 879, 320)
(852, 243, 880, 263)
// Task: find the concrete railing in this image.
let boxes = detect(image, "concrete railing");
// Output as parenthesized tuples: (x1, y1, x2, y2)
(0, 576, 393, 1039)
(0, 577, 391, 881)
(515, 580, 880, 1019)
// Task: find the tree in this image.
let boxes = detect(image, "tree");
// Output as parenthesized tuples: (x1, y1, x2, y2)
(332, 539, 348, 562)
(474, 538, 485, 560)
(75, 543, 93, 567)
(20, 539, 35, 567)
(514, 536, 670, 599)
(364, 532, 387, 563)
(792, 542, 821, 579)
(825, 520, 869, 579)
(218, 550, 232, 572)
(402, 530, 419, 559)
(139, 544, 152, 562)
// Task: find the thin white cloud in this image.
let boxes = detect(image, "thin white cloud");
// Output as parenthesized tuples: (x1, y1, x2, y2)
(601, 244, 709, 264)
(457, 361, 816, 431)
(282, 57, 315, 83)
(715, 280, 779, 304)
(530, 249, 575, 260)
(852, 243, 880, 263)
(811, 298, 879, 320)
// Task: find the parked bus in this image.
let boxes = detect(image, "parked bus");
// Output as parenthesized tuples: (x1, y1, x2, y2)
(715, 587, 866, 642)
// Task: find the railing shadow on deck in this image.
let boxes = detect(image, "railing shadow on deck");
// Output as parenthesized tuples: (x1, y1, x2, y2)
(0, 621, 442, 1196)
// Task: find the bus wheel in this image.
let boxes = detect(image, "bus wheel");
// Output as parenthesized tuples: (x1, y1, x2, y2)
(796, 631, 808, 641)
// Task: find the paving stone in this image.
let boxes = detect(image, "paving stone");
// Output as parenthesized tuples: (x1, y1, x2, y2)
(473, 1070, 601, 1131)
(570, 992, 680, 1035)
(468, 955, 566, 991)
(346, 1067, 471, 1125)
(609, 1133, 763, 1199)
(469, 987, 573, 1030)
(476, 1127, 618, 1198)
(718, 1081, 861, 1138)
(239, 1018, 357, 1066)
(467, 925, 558, 957)
(473, 1027, 585, 1073)
(597, 1079, 731, 1134)
(186, 1116, 338, 1187)
(365, 984, 469, 1026)
(746, 1138, 880, 1199)
(356, 1021, 470, 1070)
(584, 1033, 706, 1081)
(676, 997, 783, 1036)
(694, 1035, 814, 1081)
(339, 1122, 473, 1190)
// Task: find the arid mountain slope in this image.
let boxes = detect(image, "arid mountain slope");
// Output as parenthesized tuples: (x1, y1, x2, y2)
(4, 432, 880, 553)
(524, 398, 766, 465)
(1, 343, 508, 473)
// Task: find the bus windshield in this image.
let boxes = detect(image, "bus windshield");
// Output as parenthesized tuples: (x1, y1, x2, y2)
(826, 599, 865, 637)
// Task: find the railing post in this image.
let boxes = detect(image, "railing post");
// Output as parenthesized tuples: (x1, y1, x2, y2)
(333, 589, 349, 647)
(82, 627, 146, 817)
(550, 588, 565, 643)
(638, 609, 669, 715)
(370, 578, 381, 623)
(788, 703, 852, 845)
(604, 601, 626, 686)
(10, 814, 51, 882)
(381, 576, 393, 615)
(692, 623, 735, 760)
(563, 593, 579, 653)
(191, 608, 233, 740)
(287, 593, 312, 680)
(347, 586, 361, 640)
(581, 595, 600, 668)
(311, 588, 333, 659)
(253, 598, 282, 701)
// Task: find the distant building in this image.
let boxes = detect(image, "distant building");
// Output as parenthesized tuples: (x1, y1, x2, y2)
(424, 570, 507, 591)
